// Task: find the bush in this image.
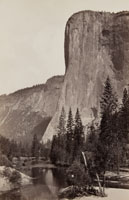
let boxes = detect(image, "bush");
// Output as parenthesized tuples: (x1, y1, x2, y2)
(3, 167, 12, 178)
(3, 167, 22, 189)
(59, 161, 99, 199)
(59, 185, 99, 199)
(59, 186, 88, 199)
(0, 154, 12, 167)
(10, 171, 21, 184)
(66, 160, 91, 186)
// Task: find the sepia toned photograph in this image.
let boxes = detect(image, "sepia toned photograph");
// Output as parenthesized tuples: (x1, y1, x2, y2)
(0, 0, 129, 199)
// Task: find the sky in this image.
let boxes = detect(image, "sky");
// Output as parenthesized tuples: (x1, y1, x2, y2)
(0, 0, 129, 94)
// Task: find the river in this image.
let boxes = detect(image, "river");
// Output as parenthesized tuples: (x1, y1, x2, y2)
(0, 167, 67, 200)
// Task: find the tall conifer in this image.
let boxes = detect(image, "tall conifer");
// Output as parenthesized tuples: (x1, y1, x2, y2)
(66, 108, 74, 163)
(96, 77, 118, 173)
(73, 108, 84, 160)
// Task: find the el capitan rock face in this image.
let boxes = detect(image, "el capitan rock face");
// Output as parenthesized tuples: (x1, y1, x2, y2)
(43, 11, 129, 141)
(0, 76, 63, 144)
(0, 10, 129, 143)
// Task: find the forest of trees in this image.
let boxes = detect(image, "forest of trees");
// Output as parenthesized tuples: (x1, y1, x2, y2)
(0, 133, 51, 162)
(0, 76, 129, 182)
(95, 77, 129, 175)
(50, 77, 129, 174)
(31, 133, 51, 160)
(50, 107, 85, 165)
(0, 136, 31, 160)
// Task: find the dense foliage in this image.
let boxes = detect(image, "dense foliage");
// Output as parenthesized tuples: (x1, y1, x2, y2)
(50, 76, 129, 198)
(66, 160, 90, 186)
(50, 107, 85, 165)
(0, 135, 32, 161)
(0, 76, 129, 197)
(95, 78, 129, 175)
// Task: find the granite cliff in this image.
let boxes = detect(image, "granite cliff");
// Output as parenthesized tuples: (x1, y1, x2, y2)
(43, 11, 129, 141)
(0, 76, 63, 144)
(0, 10, 129, 143)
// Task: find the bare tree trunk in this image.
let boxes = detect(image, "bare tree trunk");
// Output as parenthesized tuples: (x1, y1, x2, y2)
(102, 173, 105, 195)
(96, 173, 104, 196)
(82, 152, 88, 169)
(117, 140, 120, 175)
(82, 151, 106, 196)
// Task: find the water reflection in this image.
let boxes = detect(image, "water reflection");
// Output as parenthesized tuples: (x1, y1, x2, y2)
(0, 167, 66, 200)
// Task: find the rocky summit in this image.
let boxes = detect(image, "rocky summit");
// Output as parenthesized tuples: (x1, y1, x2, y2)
(43, 11, 129, 141)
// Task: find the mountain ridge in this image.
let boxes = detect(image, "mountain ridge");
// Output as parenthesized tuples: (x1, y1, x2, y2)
(0, 75, 64, 144)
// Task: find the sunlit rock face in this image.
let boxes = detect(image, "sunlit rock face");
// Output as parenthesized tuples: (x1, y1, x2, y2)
(1, 10, 129, 143)
(43, 11, 129, 141)
(0, 76, 63, 144)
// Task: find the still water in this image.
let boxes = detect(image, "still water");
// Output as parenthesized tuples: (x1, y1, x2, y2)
(0, 167, 67, 200)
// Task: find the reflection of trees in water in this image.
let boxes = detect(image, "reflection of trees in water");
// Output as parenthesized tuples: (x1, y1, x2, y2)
(0, 168, 66, 200)
(31, 167, 66, 188)
(52, 168, 67, 188)
(31, 167, 46, 184)
(45, 169, 59, 198)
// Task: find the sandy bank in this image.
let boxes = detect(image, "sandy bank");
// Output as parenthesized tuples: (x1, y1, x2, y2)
(62, 188, 129, 200)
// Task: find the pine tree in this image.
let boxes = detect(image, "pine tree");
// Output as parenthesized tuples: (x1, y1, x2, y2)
(123, 88, 128, 105)
(86, 123, 98, 153)
(31, 134, 40, 160)
(121, 88, 129, 141)
(50, 107, 67, 165)
(66, 108, 74, 164)
(57, 107, 67, 164)
(118, 88, 129, 164)
(73, 108, 84, 161)
(99, 77, 118, 145)
(57, 107, 66, 136)
(100, 76, 118, 115)
(96, 77, 118, 173)
(50, 135, 58, 164)
(0, 136, 10, 158)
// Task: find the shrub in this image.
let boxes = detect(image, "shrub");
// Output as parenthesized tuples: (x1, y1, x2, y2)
(66, 160, 91, 186)
(3, 167, 22, 189)
(59, 185, 99, 199)
(59, 161, 99, 199)
(9, 170, 21, 186)
(3, 167, 12, 178)
(59, 186, 88, 199)
(0, 154, 12, 167)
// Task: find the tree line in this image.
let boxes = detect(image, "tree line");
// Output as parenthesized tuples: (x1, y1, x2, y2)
(50, 77, 129, 174)
(0, 133, 51, 163)
(95, 77, 129, 175)
(0, 76, 129, 176)
(0, 136, 31, 159)
(50, 107, 85, 165)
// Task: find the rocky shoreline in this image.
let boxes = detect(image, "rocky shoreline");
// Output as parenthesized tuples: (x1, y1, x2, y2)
(0, 166, 32, 194)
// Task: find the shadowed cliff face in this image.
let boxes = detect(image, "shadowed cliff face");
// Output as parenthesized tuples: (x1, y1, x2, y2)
(43, 11, 129, 141)
(0, 76, 63, 144)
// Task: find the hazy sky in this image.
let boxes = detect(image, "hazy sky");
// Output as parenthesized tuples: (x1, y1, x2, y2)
(0, 0, 129, 94)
